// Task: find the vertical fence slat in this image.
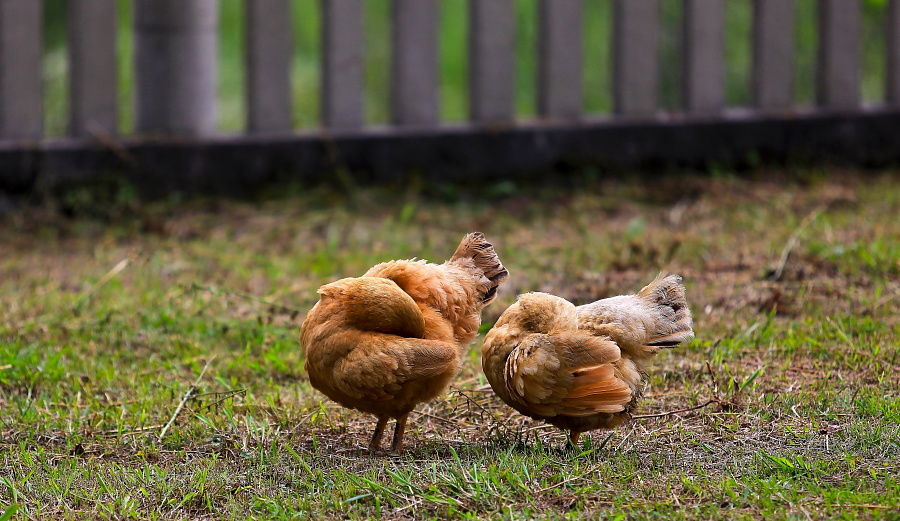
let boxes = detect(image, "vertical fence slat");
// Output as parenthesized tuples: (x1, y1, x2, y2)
(752, 0, 795, 110)
(245, 0, 293, 134)
(0, 1, 42, 140)
(391, 0, 439, 126)
(135, 0, 218, 136)
(537, 0, 583, 119)
(68, 0, 118, 138)
(887, 0, 900, 105)
(612, 0, 659, 117)
(682, 0, 725, 114)
(469, 0, 516, 124)
(322, 0, 365, 130)
(817, 0, 861, 109)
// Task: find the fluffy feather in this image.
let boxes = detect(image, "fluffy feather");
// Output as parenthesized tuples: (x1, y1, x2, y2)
(301, 232, 508, 450)
(482, 274, 693, 444)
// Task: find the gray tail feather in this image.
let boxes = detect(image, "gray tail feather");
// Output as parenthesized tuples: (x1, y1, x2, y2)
(449, 232, 509, 305)
(638, 273, 694, 348)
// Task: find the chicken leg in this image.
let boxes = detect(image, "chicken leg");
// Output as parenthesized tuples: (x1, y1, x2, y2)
(391, 414, 409, 452)
(569, 430, 582, 446)
(369, 414, 410, 451)
(369, 416, 389, 450)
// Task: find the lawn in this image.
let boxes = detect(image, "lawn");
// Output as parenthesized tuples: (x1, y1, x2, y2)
(1, 171, 899, 519)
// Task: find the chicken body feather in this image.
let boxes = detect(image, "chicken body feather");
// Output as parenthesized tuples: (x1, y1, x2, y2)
(482, 274, 693, 443)
(301, 232, 508, 450)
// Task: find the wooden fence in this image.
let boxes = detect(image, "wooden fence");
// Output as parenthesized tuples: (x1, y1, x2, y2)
(1, 0, 900, 197)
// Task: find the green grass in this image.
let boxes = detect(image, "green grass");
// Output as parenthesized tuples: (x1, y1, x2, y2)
(39, 0, 894, 135)
(2, 171, 900, 519)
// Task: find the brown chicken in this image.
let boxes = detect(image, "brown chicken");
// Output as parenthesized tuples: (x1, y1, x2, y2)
(301, 232, 508, 451)
(482, 274, 693, 445)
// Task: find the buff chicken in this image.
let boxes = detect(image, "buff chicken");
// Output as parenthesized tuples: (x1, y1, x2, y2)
(301, 232, 508, 451)
(482, 274, 693, 445)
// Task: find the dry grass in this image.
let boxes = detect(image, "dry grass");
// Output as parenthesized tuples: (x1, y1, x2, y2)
(1, 170, 899, 519)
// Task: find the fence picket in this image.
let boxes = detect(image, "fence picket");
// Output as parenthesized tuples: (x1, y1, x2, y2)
(752, 0, 795, 110)
(0, 1, 42, 140)
(817, 0, 861, 109)
(322, 0, 365, 130)
(683, 0, 725, 114)
(68, 0, 118, 138)
(469, 0, 516, 123)
(391, 0, 439, 126)
(887, 0, 900, 105)
(537, 0, 583, 119)
(246, 0, 293, 133)
(134, 0, 218, 135)
(613, 0, 659, 117)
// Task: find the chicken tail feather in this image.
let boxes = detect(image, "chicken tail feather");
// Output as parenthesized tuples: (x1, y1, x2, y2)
(637, 273, 694, 350)
(449, 232, 509, 305)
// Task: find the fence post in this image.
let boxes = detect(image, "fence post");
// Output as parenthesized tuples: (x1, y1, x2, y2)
(469, 0, 516, 124)
(68, 0, 118, 138)
(0, 1, 42, 140)
(682, 0, 725, 114)
(322, 0, 365, 130)
(612, 0, 659, 117)
(817, 0, 860, 109)
(752, 0, 795, 110)
(391, 0, 439, 126)
(537, 0, 583, 120)
(887, 0, 900, 106)
(134, 0, 218, 136)
(246, 0, 293, 134)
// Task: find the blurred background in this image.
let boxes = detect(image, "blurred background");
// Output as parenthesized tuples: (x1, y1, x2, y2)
(37, 0, 893, 135)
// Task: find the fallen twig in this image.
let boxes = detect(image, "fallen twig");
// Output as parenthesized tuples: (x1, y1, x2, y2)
(194, 389, 248, 412)
(451, 388, 494, 417)
(411, 410, 464, 426)
(98, 424, 166, 438)
(770, 206, 826, 281)
(706, 360, 721, 400)
(73, 254, 136, 310)
(158, 358, 214, 443)
(633, 361, 723, 420)
(631, 399, 717, 420)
